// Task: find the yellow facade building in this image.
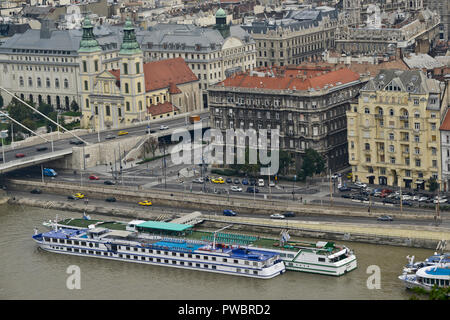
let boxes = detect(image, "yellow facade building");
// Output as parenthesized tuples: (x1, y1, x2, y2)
(347, 69, 445, 190)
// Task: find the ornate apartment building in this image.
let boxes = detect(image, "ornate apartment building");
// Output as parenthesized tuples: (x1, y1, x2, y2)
(347, 69, 445, 190)
(138, 9, 257, 106)
(208, 65, 368, 171)
(241, 7, 338, 68)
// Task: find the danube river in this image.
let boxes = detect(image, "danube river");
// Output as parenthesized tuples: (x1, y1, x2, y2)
(0, 204, 433, 300)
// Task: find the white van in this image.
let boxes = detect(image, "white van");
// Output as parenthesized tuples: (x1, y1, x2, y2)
(258, 179, 264, 187)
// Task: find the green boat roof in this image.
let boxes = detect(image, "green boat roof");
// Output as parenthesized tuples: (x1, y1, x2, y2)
(137, 221, 193, 232)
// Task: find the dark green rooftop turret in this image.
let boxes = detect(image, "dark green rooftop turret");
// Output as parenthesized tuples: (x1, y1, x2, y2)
(119, 18, 142, 55)
(78, 17, 101, 53)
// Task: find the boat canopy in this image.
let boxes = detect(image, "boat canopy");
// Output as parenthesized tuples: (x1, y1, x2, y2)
(136, 221, 193, 233)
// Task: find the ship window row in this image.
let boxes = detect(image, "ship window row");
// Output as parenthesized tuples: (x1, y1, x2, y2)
(421, 277, 449, 286)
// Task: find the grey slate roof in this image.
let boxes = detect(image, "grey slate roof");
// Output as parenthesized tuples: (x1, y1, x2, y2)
(361, 69, 441, 94)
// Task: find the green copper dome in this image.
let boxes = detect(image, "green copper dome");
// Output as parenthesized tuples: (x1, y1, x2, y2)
(216, 8, 227, 18)
(119, 18, 142, 55)
(78, 17, 101, 53)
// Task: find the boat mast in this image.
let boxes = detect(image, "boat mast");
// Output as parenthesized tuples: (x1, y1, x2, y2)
(212, 225, 232, 249)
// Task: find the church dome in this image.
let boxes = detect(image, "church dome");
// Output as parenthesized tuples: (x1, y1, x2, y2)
(216, 8, 227, 18)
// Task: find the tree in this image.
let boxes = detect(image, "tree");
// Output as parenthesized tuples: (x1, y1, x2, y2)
(7, 99, 35, 134)
(428, 178, 439, 192)
(143, 136, 158, 158)
(38, 102, 54, 117)
(70, 100, 79, 112)
(278, 150, 292, 175)
(299, 148, 325, 180)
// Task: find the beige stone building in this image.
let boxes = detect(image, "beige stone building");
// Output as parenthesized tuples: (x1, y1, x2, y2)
(347, 69, 445, 190)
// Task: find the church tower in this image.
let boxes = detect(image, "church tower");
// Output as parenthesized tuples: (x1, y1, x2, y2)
(118, 18, 146, 124)
(341, 0, 361, 27)
(78, 17, 102, 129)
(215, 8, 230, 39)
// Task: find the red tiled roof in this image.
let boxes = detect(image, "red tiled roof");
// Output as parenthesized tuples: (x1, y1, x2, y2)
(440, 109, 450, 131)
(168, 82, 182, 94)
(219, 67, 360, 91)
(108, 57, 197, 93)
(147, 101, 179, 116)
(143, 57, 197, 92)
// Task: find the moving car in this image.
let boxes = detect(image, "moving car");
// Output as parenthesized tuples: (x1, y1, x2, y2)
(269, 181, 275, 187)
(105, 134, 116, 140)
(15, 153, 25, 158)
(74, 193, 85, 199)
(282, 211, 295, 217)
(105, 197, 116, 202)
(36, 146, 48, 152)
(270, 213, 285, 220)
(30, 188, 42, 194)
(138, 200, 152, 206)
(377, 215, 394, 221)
(230, 186, 242, 192)
(118, 131, 128, 136)
(89, 175, 99, 180)
(223, 209, 237, 216)
(43, 168, 57, 177)
(355, 181, 367, 188)
(160, 125, 169, 130)
(104, 180, 116, 185)
(70, 140, 84, 145)
(192, 178, 204, 184)
(145, 128, 156, 134)
(246, 187, 259, 193)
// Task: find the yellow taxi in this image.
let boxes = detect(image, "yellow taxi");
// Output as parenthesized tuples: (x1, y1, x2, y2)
(118, 131, 129, 136)
(74, 193, 85, 199)
(138, 200, 152, 206)
(347, 172, 353, 179)
(211, 177, 225, 184)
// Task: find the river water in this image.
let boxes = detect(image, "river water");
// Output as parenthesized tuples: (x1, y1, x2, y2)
(0, 204, 434, 300)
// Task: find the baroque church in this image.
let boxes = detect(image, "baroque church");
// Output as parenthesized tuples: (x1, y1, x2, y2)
(79, 18, 202, 130)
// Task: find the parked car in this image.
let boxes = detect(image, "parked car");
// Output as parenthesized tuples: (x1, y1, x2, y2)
(230, 186, 242, 192)
(269, 181, 276, 187)
(355, 181, 367, 188)
(249, 179, 257, 186)
(402, 201, 413, 206)
(192, 178, 204, 184)
(160, 125, 169, 130)
(331, 173, 340, 180)
(36, 146, 48, 152)
(341, 194, 352, 199)
(30, 188, 42, 194)
(270, 213, 285, 220)
(246, 187, 259, 193)
(233, 178, 240, 184)
(377, 215, 394, 221)
(242, 179, 249, 185)
(282, 211, 295, 217)
(434, 196, 447, 204)
(226, 178, 233, 184)
(145, 129, 156, 134)
(338, 186, 351, 192)
(105, 197, 116, 202)
(104, 180, 116, 185)
(211, 177, 225, 184)
(412, 195, 420, 201)
(89, 175, 99, 180)
(223, 209, 237, 216)
(418, 196, 429, 202)
(70, 139, 84, 145)
(258, 179, 264, 187)
(74, 193, 85, 199)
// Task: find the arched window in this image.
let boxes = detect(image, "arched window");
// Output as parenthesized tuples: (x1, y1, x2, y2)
(19, 76, 24, 86)
(125, 83, 129, 94)
(65, 96, 70, 109)
(37, 77, 42, 87)
(46, 78, 51, 88)
(138, 101, 142, 110)
(56, 96, 60, 108)
(85, 98, 90, 109)
(28, 77, 33, 87)
(47, 95, 51, 105)
(55, 78, 60, 89)
(64, 79, 69, 89)
(389, 108, 394, 116)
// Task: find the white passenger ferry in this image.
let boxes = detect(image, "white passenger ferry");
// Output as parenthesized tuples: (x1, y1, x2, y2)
(259, 235, 357, 276)
(33, 220, 286, 279)
(399, 262, 450, 292)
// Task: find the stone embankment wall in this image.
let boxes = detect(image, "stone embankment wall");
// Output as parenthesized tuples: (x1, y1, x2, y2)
(5, 179, 437, 221)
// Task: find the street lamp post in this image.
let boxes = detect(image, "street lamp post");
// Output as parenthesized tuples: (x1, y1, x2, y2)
(159, 140, 167, 190)
(0, 130, 7, 164)
(292, 175, 297, 201)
